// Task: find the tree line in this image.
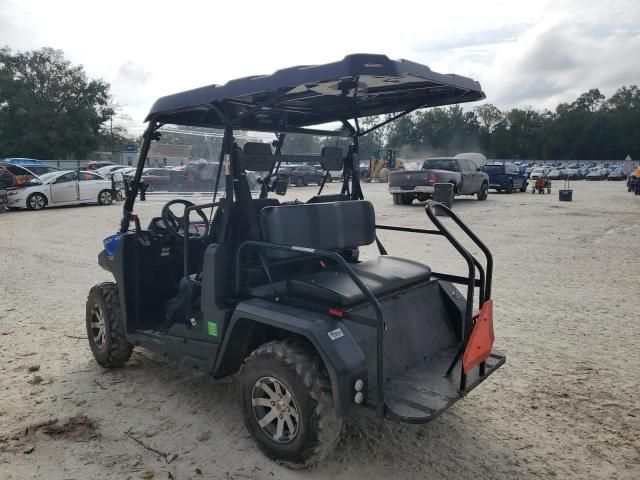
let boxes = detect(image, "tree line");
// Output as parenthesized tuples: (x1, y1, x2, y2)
(1, 47, 638, 161)
(0, 47, 132, 159)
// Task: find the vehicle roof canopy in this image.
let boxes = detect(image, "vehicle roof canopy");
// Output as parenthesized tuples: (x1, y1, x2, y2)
(145, 54, 485, 134)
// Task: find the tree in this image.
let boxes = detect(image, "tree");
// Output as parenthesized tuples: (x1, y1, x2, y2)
(0, 47, 111, 159)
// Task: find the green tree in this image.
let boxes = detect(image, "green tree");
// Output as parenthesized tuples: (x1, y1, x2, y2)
(0, 47, 111, 159)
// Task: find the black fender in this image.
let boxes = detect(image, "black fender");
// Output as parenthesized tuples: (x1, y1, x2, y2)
(214, 298, 368, 417)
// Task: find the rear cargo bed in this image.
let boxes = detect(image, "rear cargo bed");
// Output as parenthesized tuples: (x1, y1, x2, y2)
(382, 348, 504, 423)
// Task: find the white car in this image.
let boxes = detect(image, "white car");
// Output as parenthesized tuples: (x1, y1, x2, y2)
(96, 164, 129, 178)
(529, 167, 549, 180)
(6, 170, 114, 211)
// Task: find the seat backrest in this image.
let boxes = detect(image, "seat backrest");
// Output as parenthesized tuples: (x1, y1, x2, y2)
(320, 146, 343, 170)
(259, 200, 375, 258)
(242, 142, 274, 172)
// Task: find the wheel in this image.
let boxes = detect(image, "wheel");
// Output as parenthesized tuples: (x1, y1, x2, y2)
(378, 168, 390, 183)
(477, 182, 488, 200)
(400, 194, 413, 205)
(505, 180, 513, 194)
(520, 183, 527, 192)
(85, 282, 133, 368)
(392, 193, 400, 205)
(26, 192, 47, 210)
(239, 339, 342, 468)
(98, 190, 113, 205)
(326, 176, 332, 183)
(296, 177, 304, 187)
(547, 188, 551, 194)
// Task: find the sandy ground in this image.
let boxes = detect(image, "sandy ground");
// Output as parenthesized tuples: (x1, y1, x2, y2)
(1, 180, 639, 480)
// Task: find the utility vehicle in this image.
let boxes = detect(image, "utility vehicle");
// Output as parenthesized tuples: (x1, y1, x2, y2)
(86, 54, 505, 467)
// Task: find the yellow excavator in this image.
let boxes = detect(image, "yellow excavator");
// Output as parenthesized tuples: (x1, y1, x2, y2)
(364, 147, 405, 182)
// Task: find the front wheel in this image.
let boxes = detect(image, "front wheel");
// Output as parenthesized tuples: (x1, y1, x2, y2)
(26, 192, 47, 210)
(477, 183, 488, 200)
(98, 189, 113, 205)
(238, 339, 342, 468)
(85, 283, 133, 367)
(520, 183, 527, 192)
(295, 177, 305, 187)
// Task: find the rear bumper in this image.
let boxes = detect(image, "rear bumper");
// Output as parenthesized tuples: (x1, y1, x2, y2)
(375, 348, 505, 424)
(388, 186, 434, 194)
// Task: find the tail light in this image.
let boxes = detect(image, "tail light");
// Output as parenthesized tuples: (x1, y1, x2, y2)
(427, 172, 437, 184)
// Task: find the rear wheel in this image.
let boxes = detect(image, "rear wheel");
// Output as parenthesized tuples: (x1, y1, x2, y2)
(400, 194, 413, 205)
(392, 193, 400, 205)
(520, 183, 527, 192)
(26, 192, 47, 211)
(505, 180, 514, 194)
(98, 190, 113, 205)
(239, 339, 342, 468)
(85, 283, 132, 368)
(296, 177, 304, 187)
(378, 167, 390, 183)
(477, 182, 489, 200)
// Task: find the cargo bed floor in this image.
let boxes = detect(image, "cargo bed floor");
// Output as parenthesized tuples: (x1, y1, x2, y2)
(370, 349, 505, 423)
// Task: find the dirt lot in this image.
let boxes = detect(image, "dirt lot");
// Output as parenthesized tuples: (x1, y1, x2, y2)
(1, 180, 639, 480)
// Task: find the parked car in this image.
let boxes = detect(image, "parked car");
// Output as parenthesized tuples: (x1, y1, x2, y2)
(564, 168, 582, 180)
(17, 164, 63, 176)
(586, 169, 607, 181)
(6, 170, 113, 210)
(547, 169, 565, 180)
(388, 156, 489, 205)
(482, 163, 528, 193)
(80, 161, 117, 171)
(529, 167, 548, 180)
(3, 158, 43, 166)
(0, 163, 39, 189)
(140, 168, 172, 191)
(96, 164, 129, 179)
(607, 168, 627, 181)
(279, 164, 326, 186)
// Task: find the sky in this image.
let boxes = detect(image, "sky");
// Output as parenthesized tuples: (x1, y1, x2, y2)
(1, 0, 639, 133)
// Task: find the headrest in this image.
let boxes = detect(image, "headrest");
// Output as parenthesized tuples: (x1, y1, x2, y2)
(243, 142, 272, 155)
(240, 142, 275, 171)
(320, 146, 343, 170)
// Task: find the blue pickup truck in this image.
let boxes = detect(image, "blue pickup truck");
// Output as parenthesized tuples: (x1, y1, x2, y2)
(482, 163, 528, 193)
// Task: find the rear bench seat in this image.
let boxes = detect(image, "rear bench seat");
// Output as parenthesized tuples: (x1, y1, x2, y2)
(259, 200, 431, 307)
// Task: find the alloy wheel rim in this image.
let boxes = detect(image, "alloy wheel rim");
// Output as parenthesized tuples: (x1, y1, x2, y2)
(31, 195, 44, 209)
(251, 376, 300, 444)
(90, 305, 107, 350)
(100, 191, 112, 203)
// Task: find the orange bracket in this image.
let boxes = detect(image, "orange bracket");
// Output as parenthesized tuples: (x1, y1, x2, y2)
(462, 300, 494, 375)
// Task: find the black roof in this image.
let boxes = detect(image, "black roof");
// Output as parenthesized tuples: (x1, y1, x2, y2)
(146, 54, 485, 133)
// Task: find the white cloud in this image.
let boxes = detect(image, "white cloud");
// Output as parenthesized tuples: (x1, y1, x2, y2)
(2, 0, 639, 127)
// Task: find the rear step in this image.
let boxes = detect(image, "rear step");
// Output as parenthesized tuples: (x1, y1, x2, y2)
(371, 348, 505, 424)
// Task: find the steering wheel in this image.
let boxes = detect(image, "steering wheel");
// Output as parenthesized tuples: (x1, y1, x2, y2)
(161, 199, 210, 240)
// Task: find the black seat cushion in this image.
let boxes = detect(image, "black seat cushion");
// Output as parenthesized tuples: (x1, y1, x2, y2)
(287, 256, 431, 306)
(259, 200, 375, 259)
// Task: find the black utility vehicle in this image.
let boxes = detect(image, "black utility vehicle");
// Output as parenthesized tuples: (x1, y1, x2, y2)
(86, 54, 504, 467)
